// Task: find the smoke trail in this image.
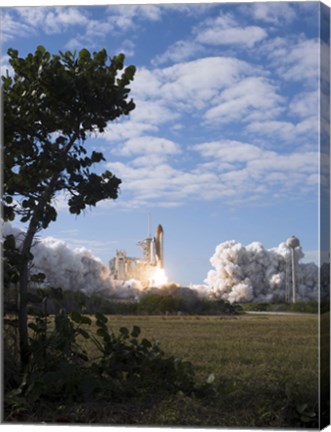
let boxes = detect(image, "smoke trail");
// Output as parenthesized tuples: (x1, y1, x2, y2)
(205, 239, 318, 303)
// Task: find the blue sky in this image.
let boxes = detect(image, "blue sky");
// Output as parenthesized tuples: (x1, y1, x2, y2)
(1, 1, 326, 285)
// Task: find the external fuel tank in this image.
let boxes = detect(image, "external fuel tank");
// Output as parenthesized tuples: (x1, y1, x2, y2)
(155, 224, 164, 268)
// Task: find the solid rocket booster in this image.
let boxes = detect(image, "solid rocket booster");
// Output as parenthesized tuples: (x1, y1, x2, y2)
(150, 237, 156, 265)
(155, 224, 164, 268)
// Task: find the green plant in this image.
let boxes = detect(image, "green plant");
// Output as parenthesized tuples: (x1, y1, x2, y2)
(4, 296, 205, 421)
(88, 312, 196, 398)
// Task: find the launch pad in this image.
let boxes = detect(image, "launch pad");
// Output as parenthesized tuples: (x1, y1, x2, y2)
(109, 220, 167, 287)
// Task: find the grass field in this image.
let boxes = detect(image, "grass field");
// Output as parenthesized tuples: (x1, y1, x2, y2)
(6, 312, 319, 427)
(76, 313, 319, 427)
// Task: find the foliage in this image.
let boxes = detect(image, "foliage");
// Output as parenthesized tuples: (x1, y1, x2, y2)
(3, 45, 135, 223)
(138, 293, 184, 314)
(2, 45, 136, 366)
(4, 290, 206, 422)
(241, 301, 319, 313)
(20, 287, 240, 316)
(3, 234, 22, 288)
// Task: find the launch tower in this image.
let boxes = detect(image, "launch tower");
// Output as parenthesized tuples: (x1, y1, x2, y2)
(109, 218, 165, 286)
(285, 235, 300, 303)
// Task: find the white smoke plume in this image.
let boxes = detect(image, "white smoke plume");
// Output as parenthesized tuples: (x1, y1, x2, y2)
(2, 221, 118, 296)
(204, 240, 318, 303)
(3, 222, 319, 303)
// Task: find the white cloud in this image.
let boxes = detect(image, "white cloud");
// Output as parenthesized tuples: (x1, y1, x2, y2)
(106, 4, 162, 30)
(154, 10, 267, 66)
(249, 3, 296, 25)
(131, 154, 168, 167)
(105, 158, 219, 206)
(152, 40, 203, 66)
(45, 8, 89, 33)
(194, 140, 318, 196)
(204, 77, 284, 123)
(193, 140, 268, 163)
(262, 37, 319, 86)
(196, 12, 267, 48)
(157, 57, 255, 109)
(104, 121, 158, 143)
(83, 19, 114, 40)
(104, 138, 318, 209)
(130, 67, 162, 99)
(117, 39, 135, 58)
(122, 57, 257, 130)
(131, 99, 179, 125)
(2, 9, 35, 41)
(246, 117, 318, 144)
(116, 136, 180, 157)
(65, 38, 85, 51)
(102, 96, 179, 145)
(17, 6, 89, 34)
(289, 91, 318, 119)
(247, 150, 317, 174)
(106, 161, 181, 202)
(197, 24, 266, 48)
(280, 39, 319, 83)
(4, 5, 162, 46)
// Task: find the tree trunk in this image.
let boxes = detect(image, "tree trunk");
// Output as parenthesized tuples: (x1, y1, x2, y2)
(18, 215, 41, 368)
(17, 133, 79, 369)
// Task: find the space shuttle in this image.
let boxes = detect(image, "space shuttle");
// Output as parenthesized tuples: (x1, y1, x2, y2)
(137, 219, 164, 268)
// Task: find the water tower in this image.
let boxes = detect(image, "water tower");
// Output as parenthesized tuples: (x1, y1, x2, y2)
(286, 235, 300, 303)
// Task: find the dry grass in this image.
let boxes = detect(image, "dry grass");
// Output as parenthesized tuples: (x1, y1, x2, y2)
(80, 313, 319, 427)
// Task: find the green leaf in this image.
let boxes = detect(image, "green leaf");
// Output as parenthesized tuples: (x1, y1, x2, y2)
(36, 45, 46, 55)
(70, 311, 80, 321)
(95, 312, 108, 324)
(141, 338, 152, 349)
(20, 215, 30, 223)
(96, 328, 109, 338)
(119, 327, 129, 338)
(31, 272, 46, 283)
(131, 325, 141, 338)
(296, 403, 308, 414)
(4, 234, 16, 250)
(78, 328, 90, 339)
(80, 315, 92, 325)
(70, 311, 90, 324)
(79, 49, 91, 61)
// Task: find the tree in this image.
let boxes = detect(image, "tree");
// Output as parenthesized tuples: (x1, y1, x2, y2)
(2, 46, 136, 367)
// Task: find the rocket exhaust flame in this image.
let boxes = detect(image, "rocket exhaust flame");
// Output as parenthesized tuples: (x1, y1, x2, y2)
(149, 267, 168, 288)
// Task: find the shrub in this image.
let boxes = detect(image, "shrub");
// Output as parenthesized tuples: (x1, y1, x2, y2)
(4, 289, 207, 421)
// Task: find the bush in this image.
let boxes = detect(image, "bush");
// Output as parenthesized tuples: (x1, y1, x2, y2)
(4, 289, 210, 421)
(138, 293, 184, 314)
